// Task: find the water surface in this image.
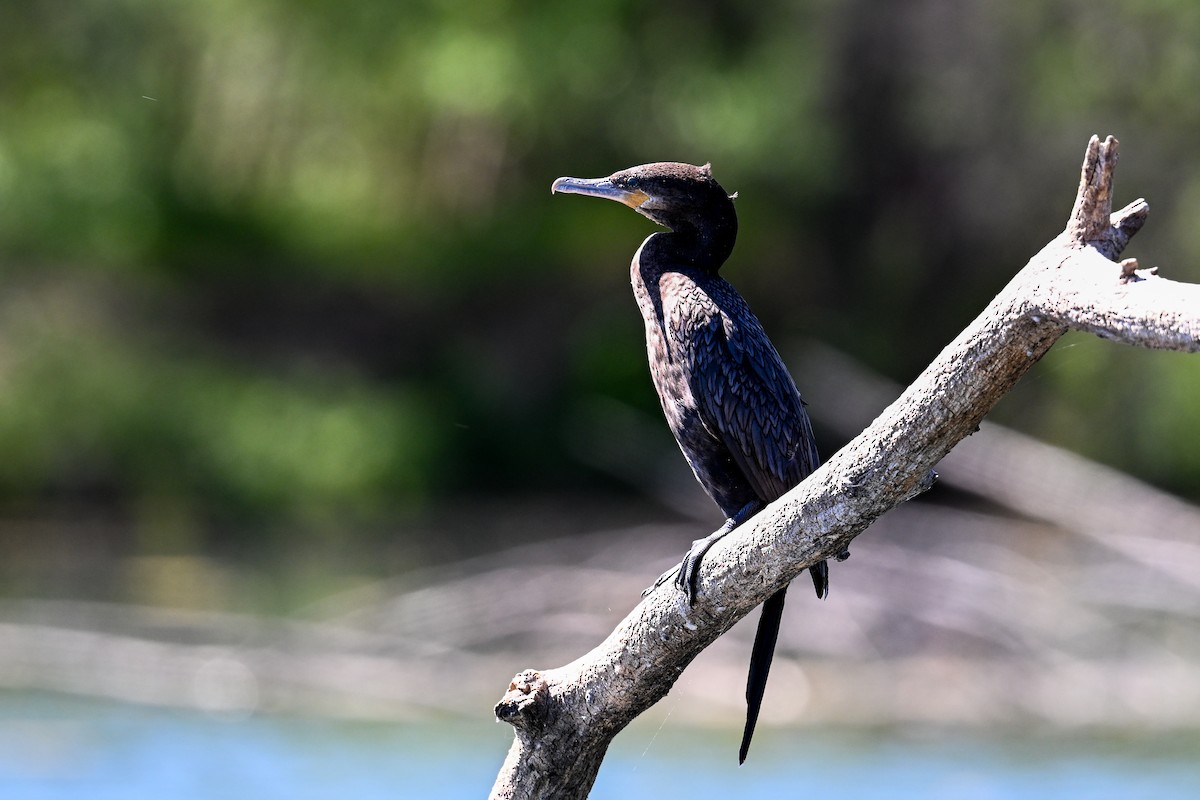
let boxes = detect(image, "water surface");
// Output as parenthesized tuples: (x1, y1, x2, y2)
(1, 694, 1196, 799)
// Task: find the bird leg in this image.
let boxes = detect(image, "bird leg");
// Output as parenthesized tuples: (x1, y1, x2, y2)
(646, 500, 764, 604)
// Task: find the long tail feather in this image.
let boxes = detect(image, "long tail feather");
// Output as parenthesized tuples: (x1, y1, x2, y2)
(739, 586, 788, 764)
(809, 559, 829, 600)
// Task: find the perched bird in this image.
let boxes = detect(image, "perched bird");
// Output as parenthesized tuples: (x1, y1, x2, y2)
(552, 162, 829, 763)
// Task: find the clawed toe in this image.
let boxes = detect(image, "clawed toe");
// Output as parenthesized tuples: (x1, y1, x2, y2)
(674, 552, 700, 605)
(643, 564, 682, 596)
(674, 531, 727, 604)
(645, 510, 750, 603)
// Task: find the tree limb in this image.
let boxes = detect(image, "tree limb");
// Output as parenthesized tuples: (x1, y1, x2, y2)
(489, 136, 1197, 799)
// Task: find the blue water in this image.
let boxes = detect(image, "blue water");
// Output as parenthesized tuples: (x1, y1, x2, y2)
(0, 694, 1197, 799)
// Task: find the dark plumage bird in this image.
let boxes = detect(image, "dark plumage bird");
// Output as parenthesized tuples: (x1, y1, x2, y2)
(552, 162, 829, 763)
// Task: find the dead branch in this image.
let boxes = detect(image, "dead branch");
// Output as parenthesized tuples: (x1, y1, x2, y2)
(489, 136, 1198, 800)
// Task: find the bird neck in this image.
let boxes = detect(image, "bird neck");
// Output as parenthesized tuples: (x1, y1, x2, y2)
(635, 188, 738, 270)
(645, 215, 737, 273)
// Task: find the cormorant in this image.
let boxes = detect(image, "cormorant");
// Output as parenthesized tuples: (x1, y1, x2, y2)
(552, 162, 828, 763)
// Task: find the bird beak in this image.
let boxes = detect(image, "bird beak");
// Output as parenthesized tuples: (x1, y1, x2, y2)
(551, 176, 649, 209)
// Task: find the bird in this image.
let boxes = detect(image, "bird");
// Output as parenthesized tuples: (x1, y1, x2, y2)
(552, 162, 829, 763)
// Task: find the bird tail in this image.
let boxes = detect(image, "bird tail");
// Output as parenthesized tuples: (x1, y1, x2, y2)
(739, 586, 787, 764)
(809, 559, 830, 599)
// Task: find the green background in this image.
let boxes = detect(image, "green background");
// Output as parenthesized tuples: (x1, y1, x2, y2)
(2, 0, 1198, 605)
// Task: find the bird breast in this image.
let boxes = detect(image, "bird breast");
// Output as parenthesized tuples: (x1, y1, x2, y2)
(630, 250, 716, 448)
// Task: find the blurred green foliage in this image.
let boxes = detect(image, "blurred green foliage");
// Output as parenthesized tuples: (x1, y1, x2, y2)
(2, 0, 1200, 554)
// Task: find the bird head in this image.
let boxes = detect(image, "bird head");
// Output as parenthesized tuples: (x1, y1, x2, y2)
(552, 162, 738, 267)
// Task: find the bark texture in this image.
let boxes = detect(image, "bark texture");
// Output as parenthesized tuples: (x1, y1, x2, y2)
(489, 136, 1198, 800)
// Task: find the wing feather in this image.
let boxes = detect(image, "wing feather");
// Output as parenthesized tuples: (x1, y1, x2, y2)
(673, 279, 819, 502)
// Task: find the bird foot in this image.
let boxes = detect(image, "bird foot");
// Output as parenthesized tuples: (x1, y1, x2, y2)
(642, 501, 762, 603)
(643, 526, 735, 603)
(673, 529, 733, 604)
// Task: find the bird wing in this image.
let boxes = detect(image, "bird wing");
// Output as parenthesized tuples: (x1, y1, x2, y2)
(678, 282, 820, 502)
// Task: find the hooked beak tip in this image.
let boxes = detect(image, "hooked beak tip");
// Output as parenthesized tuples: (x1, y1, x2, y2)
(550, 176, 649, 209)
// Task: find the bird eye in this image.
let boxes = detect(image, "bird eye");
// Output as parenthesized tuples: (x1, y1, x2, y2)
(626, 177, 640, 188)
